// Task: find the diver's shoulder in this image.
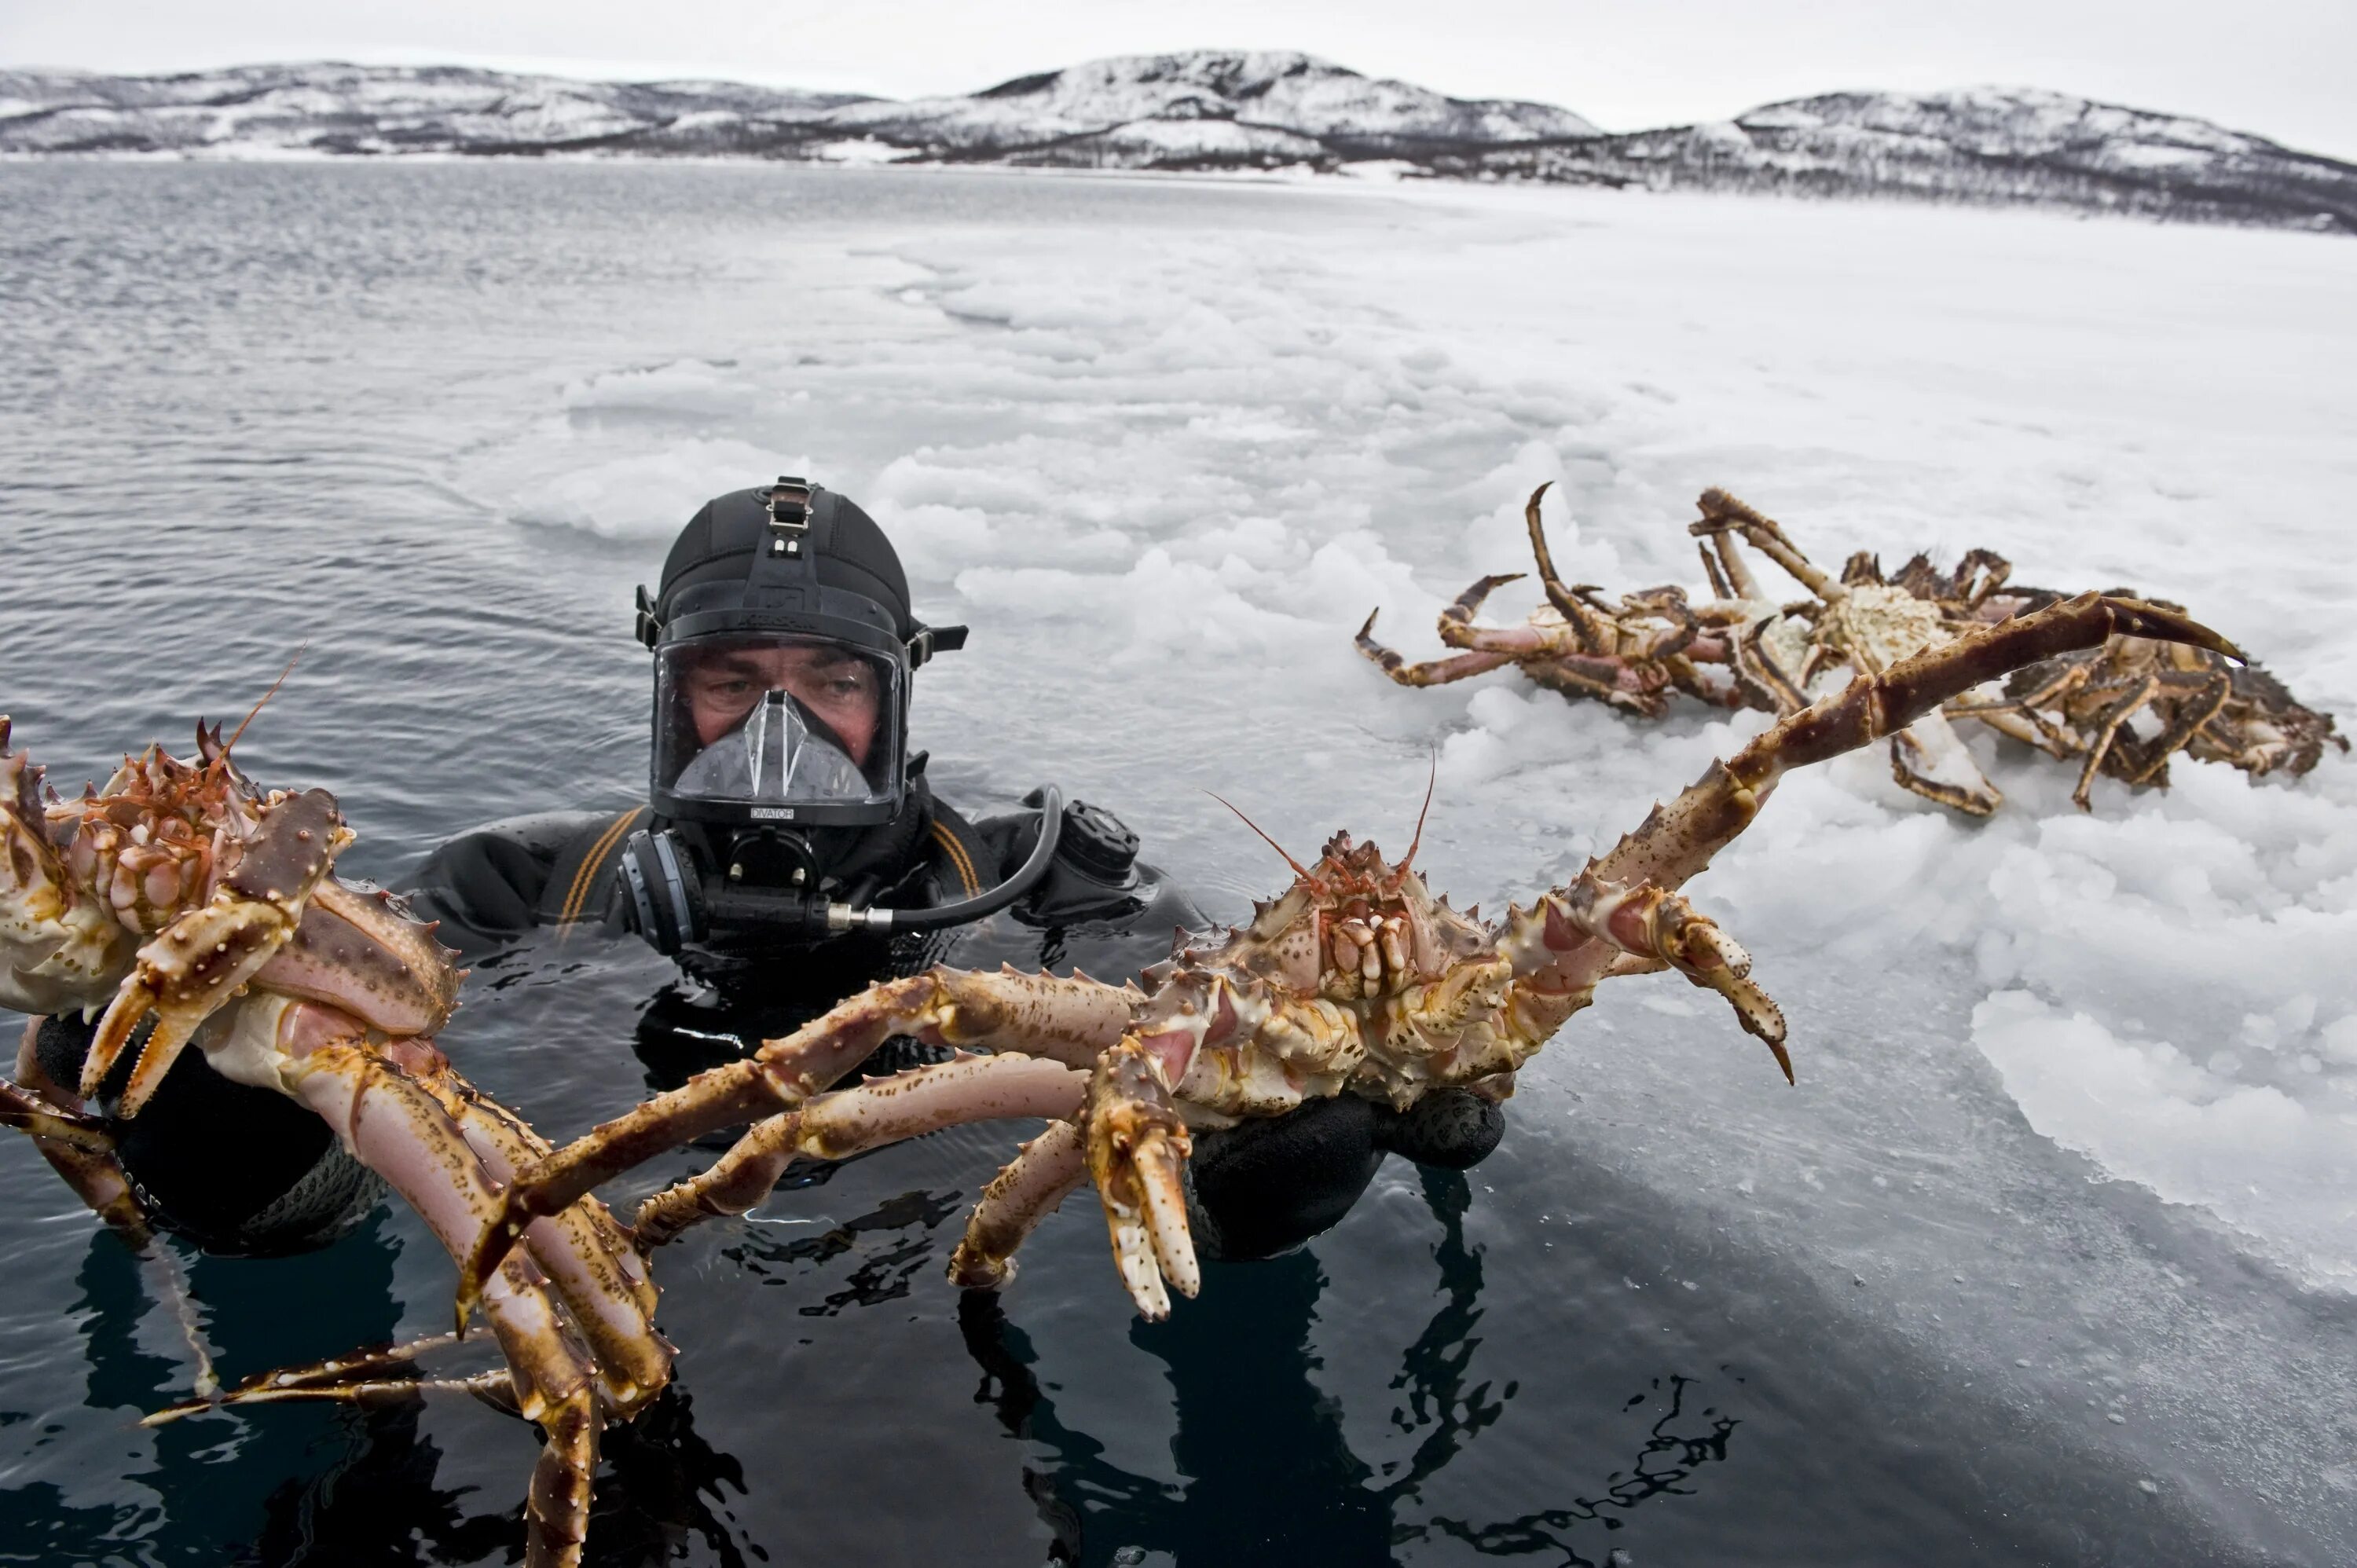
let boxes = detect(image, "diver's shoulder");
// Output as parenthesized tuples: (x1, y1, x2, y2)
(438, 807, 638, 861)
(405, 803, 647, 945)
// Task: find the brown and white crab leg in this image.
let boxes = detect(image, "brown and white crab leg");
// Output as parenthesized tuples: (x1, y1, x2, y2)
(198, 998, 604, 1568)
(398, 1048, 671, 1415)
(1356, 577, 1535, 687)
(0, 723, 127, 1015)
(1690, 488, 1842, 600)
(9, 1019, 227, 1393)
(1522, 482, 1701, 665)
(1501, 592, 2241, 1078)
(461, 967, 1138, 1315)
(148, 1366, 521, 1423)
(288, 1039, 602, 1568)
(6, 1018, 148, 1236)
(632, 1051, 1087, 1247)
(944, 1120, 1089, 1290)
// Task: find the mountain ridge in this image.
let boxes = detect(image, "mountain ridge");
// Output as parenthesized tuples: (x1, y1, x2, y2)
(3, 52, 2349, 235)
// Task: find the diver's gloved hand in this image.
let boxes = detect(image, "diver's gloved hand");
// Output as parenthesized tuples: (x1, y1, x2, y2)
(1181, 1088, 1505, 1262)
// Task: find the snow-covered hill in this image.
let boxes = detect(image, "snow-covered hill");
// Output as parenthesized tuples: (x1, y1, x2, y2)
(827, 50, 1598, 163)
(1457, 87, 2357, 233)
(0, 62, 871, 156)
(3, 56, 2350, 233)
(0, 53, 1585, 167)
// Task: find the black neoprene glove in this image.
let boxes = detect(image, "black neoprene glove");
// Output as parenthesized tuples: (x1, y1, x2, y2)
(1182, 1088, 1505, 1262)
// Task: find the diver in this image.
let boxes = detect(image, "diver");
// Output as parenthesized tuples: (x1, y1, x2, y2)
(408, 477, 1505, 1262)
(19, 478, 1497, 1263)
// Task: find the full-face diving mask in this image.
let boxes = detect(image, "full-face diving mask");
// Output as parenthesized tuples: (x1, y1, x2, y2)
(623, 478, 1069, 955)
(655, 634, 903, 822)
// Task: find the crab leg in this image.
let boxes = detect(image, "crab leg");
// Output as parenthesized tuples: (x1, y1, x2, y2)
(288, 1040, 601, 1568)
(461, 967, 1138, 1317)
(1692, 488, 1843, 601)
(148, 1365, 519, 1424)
(1520, 483, 1621, 653)
(1700, 524, 1765, 602)
(402, 1051, 670, 1415)
(0, 723, 126, 1015)
(946, 1120, 1089, 1290)
(189, 1002, 602, 1568)
(1356, 603, 1525, 687)
(2124, 669, 2232, 784)
(1499, 592, 2238, 1079)
(0, 1073, 226, 1392)
(257, 877, 464, 1038)
(1889, 709, 2005, 816)
(2070, 672, 2164, 808)
(633, 1052, 1087, 1247)
(9, 1017, 149, 1235)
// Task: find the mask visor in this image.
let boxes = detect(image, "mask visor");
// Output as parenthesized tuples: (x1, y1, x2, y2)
(655, 634, 902, 811)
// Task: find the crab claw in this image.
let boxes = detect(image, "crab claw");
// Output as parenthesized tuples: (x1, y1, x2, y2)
(82, 789, 345, 1114)
(1508, 878, 1793, 1083)
(82, 899, 288, 1113)
(1654, 910, 1793, 1083)
(1085, 1036, 1199, 1319)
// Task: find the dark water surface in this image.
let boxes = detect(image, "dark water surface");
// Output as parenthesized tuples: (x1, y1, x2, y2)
(0, 164, 2339, 1566)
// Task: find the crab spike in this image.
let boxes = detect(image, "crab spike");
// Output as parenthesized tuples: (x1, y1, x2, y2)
(216, 645, 306, 767)
(1207, 791, 1313, 881)
(81, 978, 159, 1097)
(116, 1013, 201, 1117)
(1398, 753, 1439, 876)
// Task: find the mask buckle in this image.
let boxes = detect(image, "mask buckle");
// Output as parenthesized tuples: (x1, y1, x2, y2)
(907, 623, 970, 669)
(764, 476, 813, 558)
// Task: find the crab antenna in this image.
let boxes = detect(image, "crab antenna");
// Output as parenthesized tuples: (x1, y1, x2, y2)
(1399, 753, 1439, 874)
(1206, 790, 1314, 881)
(219, 645, 307, 760)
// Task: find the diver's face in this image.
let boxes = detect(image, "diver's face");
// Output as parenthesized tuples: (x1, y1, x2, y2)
(680, 644, 882, 763)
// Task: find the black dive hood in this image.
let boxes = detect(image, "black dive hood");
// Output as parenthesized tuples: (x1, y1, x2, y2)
(636, 478, 965, 830)
(621, 477, 1057, 955)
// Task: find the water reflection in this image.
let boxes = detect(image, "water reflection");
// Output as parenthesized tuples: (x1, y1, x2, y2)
(958, 1167, 1739, 1566)
(727, 1189, 970, 1315)
(1409, 1375, 1738, 1565)
(1, 1211, 763, 1568)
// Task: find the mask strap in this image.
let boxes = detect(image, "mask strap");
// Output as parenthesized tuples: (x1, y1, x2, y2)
(742, 476, 833, 604)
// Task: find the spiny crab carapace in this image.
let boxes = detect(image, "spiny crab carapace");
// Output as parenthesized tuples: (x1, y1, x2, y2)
(0, 709, 671, 1568)
(464, 587, 2242, 1323)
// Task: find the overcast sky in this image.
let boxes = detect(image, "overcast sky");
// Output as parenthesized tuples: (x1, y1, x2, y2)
(7, 0, 2353, 160)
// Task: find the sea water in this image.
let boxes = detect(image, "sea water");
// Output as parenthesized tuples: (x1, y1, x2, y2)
(2, 161, 2352, 1566)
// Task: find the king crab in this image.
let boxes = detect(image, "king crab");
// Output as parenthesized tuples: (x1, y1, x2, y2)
(1362, 485, 2338, 817)
(0, 707, 670, 1568)
(464, 588, 2238, 1324)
